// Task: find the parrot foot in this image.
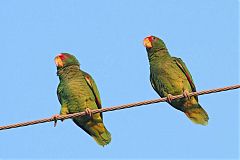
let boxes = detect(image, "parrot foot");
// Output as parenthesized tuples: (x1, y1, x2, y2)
(51, 114, 64, 127)
(183, 90, 190, 99)
(167, 94, 173, 103)
(85, 108, 92, 117)
(51, 114, 60, 127)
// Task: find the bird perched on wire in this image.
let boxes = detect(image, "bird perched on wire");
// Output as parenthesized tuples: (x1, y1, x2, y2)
(143, 35, 209, 125)
(53, 53, 111, 146)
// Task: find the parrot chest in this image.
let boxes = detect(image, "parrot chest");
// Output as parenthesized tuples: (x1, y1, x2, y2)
(151, 60, 190, 95)
(59, 77, 97, 113)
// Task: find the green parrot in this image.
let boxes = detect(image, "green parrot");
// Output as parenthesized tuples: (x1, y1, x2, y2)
(54, 53, 111, 146)
(143, 36, 209, 125)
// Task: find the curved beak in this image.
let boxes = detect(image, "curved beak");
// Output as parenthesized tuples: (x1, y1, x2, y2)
(54, 56, 63, 67)
(143, 37, 152, 48)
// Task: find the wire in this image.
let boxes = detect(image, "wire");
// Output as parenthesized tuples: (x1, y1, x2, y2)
(0, 84, 239, 131)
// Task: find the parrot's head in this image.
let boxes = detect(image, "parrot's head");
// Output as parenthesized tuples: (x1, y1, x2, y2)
(54, 53, 80, 69)
(143, 35, 167, 53)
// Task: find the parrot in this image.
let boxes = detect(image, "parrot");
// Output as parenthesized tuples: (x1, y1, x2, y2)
(54, 53, 111, 146)
(143, 35, 209, 125)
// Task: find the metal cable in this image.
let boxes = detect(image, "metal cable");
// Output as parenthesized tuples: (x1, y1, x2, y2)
(0, 84, 239, 131)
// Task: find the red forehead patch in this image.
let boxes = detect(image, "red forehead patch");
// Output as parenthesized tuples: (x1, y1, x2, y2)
(58, 54, 68, 60)
(147, 36, 154, 42)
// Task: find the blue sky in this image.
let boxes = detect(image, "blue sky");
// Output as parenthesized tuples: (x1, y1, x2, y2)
(0, 0, 238, 159)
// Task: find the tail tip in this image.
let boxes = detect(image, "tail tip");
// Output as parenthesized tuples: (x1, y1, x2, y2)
(93, 130, 111, 146)
(185, 109, 209, 126)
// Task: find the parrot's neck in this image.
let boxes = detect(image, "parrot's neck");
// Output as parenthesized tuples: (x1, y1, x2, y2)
(148, 49, 171, 65)
(57, 65, 81, 80)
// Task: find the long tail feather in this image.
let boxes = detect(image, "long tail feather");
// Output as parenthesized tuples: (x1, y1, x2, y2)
(73, 118, 111, 146)
(91, 124, 111, 146)
(184, 104, 209, 125)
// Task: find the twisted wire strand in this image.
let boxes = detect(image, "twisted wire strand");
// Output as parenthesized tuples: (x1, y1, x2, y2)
(0, 84, 239, 131)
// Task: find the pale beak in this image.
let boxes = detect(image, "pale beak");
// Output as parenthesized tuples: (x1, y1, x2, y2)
(143, 38, 152, 48)
(55, 56, 64, 67)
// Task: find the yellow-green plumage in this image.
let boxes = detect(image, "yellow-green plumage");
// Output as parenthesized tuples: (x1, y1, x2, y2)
(144, 36, 209, 125)
(55, 53, 111, 146)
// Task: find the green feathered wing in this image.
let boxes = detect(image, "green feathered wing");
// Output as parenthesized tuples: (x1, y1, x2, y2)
(82, 71, 103, 118)
(173, 57, 209, 125)
(79, 71, 111, 146)
(172, 57, 197, 101)
(150, 57, 209, 125)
